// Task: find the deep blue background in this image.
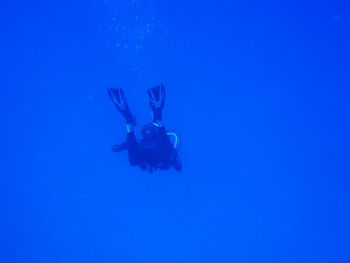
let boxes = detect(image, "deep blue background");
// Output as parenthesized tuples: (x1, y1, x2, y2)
(2, 0, 350, 262)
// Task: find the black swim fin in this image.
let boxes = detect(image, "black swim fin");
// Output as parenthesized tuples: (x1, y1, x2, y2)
(147, 83, 165, 111)
(108, 87, 128, 112)
(107, 87, 135, 124)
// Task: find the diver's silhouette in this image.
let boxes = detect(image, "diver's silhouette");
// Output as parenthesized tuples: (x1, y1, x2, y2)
(108, 84, 182, 173)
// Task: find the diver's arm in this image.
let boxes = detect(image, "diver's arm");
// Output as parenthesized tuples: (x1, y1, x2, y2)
(172, 154, 182, 171)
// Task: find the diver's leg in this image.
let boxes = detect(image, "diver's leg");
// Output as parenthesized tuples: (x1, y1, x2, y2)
(126, 126, 140, 166)
(108, 87, 139, 164)
(152, 108, 162, 123)
(147, 84, 171, 145)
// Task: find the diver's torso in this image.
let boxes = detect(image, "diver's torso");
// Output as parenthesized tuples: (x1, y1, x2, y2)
(140, 139, 173, 166)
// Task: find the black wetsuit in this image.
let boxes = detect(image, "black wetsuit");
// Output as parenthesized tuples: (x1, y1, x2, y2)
(126, 112, 181, 172)
(108, 84, 182, 172)
(127, 126, 174, 169)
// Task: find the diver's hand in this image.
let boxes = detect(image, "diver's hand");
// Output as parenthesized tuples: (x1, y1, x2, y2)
(111, 143, 127, 152)
(111, 145, 120, 152)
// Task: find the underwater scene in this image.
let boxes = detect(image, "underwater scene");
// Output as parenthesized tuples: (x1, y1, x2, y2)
(2, 0, 350, 262)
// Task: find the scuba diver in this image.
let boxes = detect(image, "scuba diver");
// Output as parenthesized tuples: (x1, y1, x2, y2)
(107, 84, 182, 173)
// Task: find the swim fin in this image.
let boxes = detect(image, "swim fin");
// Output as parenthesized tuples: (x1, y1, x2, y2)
(107, 87, 135, 124)
(147, 83, 165, 111)
(108, 87, 128, 112)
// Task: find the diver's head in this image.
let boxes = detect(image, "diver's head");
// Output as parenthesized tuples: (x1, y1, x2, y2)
(141, 123, 159, 141)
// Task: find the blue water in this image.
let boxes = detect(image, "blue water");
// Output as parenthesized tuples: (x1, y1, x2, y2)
(2, 0, 350, 262)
